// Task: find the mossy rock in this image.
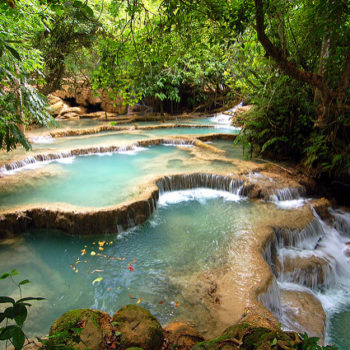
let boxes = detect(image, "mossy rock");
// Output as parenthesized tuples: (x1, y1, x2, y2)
(193, 323, 302, 350)
(48, 308, 112, 350)
(112, 304, 164, 350)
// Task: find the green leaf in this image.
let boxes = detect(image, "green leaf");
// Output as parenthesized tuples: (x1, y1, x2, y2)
(0, 313, 5, 323)
(12, 326, 25, 350)
(4, 306, 14, 319)
(17, 297, 45, 303)
(0, 325, 17, 340)
(14, 303, 27, 326)
(18, 280, 30, 286)
(10, 269, 19, 276)
(0, 273, 10, 280)
(4, 45, 21, 61)
(0, 296, 15, 304)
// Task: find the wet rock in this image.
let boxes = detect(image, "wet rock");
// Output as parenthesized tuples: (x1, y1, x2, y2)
(312, 198, 332, 221)
(345, 242, 350, 257)
(49, 308, 112, 350)
(112, 305, 164, 350)
(280, 290, 326, 342)
(164, 322, 205, 350)
(278, 254, 334, 289)
(48, 100, 69, 116)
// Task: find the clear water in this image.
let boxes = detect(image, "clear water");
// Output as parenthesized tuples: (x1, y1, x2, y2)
(0, 145, 235, 209)
(0, 191, 255, 338)
(31, 132, 150, 152)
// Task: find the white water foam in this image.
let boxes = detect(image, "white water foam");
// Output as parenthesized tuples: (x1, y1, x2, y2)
(28, 135, 54, 144)
(158, 188, 243, 207)
(210, 101, 243, 125)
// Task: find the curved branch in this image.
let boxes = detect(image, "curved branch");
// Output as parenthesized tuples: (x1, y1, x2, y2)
(254, 0, 330, 97)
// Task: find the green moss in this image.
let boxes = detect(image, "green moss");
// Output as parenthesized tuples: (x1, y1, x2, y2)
(47, 309, 104, 349)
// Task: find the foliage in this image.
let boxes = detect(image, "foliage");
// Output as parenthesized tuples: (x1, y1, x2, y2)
(0, 0, 55, 151)
(0, 270, 45, 350)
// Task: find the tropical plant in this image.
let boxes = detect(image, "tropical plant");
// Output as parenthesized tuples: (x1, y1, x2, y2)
(0, 270, 45, 350)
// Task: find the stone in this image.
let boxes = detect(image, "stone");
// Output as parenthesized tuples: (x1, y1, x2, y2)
(164, 322, 205, 350)
(112, 305, 164, 350)
(280, 290, 326, 342)
(49, 308, 112, 350)
(278, 254, 334, 289)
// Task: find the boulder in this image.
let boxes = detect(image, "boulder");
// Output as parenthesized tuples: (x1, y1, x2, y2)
(112, 305, 164, 350)
(280, 290, 326, 342)
(164, 322, 205, 350)
(49, 308, 112, 350)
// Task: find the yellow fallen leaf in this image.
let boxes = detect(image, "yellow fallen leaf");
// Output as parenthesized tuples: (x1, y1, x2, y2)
(92, 277, 103, 285)
(136, 298, 144, 304)
(98, 241, 106, 247)
(81, 249, 86, 256)
(99, 247, 104, 251)
(90, 251, 96, 256)
(75, 269, 79, 273)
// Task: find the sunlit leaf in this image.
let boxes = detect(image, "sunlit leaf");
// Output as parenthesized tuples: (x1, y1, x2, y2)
(92, 277, 103, 285)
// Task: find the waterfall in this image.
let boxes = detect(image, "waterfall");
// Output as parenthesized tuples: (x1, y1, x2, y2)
(270, 187, 307, 209)
(156, 173, 245, 195)
(210, 101, 244, 125)
(259, 208, 350, 343)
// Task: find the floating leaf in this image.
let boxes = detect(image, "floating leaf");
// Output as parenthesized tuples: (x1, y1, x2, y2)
(90, 251, 96, 256)
(81, 249, 86, 255)
(92, 277, 103, 285)
(128, 266, 134, 272)
(133, 259, 137, 263)
(98, 241, 106, 247)
(99, 247, 104, 251)
(159, 301, 164, 305)
(136, 298, 144, 304)
(107, 288, 111, 291)
(175, 302, 179, 307)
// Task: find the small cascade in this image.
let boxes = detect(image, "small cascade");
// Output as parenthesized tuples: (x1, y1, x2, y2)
(270, 187, 307, 209)
(257, 278, 282, 319)
(260, 209, 350, 344)
(28, 135, 54, 144)
(210, 101, 243, 125)
(156, 173, 245, 195)
(329, 208, 350, 237)
(161, 139, 194, 147)
(0, 144, 147, 176)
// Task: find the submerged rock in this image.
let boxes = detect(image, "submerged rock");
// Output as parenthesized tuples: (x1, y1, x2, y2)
(164, 322, 205, 350)
(49, 308, 113, 350)
(112, 304, 164, 350)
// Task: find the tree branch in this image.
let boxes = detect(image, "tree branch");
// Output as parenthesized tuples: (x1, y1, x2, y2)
(254, 0, 329, 97)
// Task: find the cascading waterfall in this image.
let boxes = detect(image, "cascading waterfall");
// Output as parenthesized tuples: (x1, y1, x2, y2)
(259, 208, 350, 345)
(0, 139, 195, 176)
(210, 101, 243, 125)
(156, 173, 245, 195)
(269, 187, 307, 209)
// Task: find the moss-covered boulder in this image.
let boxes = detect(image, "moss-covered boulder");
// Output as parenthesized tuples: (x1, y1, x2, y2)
(48, 308, 112, 350)
(112, 304, 164, 350)
(164, 322, 205, 350)
(192, 323, 302, 350)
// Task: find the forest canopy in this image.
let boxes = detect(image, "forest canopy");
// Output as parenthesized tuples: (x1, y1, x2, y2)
(0, 0, 349, 180)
